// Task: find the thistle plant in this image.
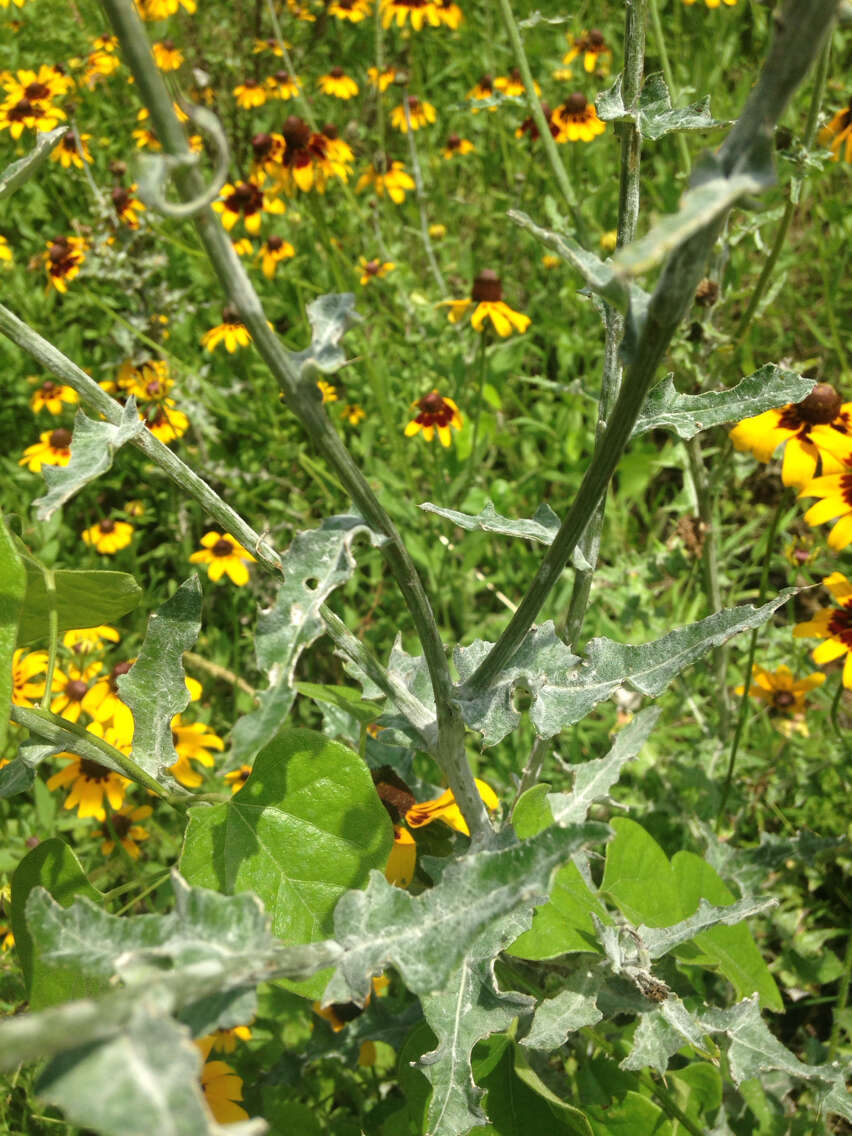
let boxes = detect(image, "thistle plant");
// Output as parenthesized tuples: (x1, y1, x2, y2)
(0, 1, 850, 1133)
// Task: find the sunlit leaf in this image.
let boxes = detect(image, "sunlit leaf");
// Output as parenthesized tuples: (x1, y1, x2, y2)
(522, 978, 603, 1051)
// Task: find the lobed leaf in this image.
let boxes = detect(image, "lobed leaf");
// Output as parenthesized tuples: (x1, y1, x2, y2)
(522, 978, 603, 1051)
(597, 71, 725, 141)
(291, 293, 362, 382)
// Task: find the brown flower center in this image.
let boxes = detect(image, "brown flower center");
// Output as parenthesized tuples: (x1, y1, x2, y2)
(41, 380, 59, 396)
(10, 98, 34, 120)
(24, 81, 51, 101)
(588, 28, 605, 47)
(267, 235, 284, 251)
(66, 679, 89, 702)
(49, 428, 72, 448)
(771, 690, 795, 710)
(472, 269, 502, 303)
(222, 304, 240, 324)
(242, 78, 258, 89)
(79, 758, 112, 782)
(109, 813, 133, 838)
(796, 383, 843, 425)
(252, 131, 273, 159)
(281, 115, 311, 151)
(329, 67, 344, 79)
(273, 70, 293, 84)
(112, 186, 132, 212)
(99, 519, 116, 533)
(364, 259, 380, 275)
(564, 92, 588, 115)
(226, 182, 263, 215)
(212, 538, 234, 557)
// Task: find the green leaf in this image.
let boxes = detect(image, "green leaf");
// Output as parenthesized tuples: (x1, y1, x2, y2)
(295, 683, 380, 726)
(292, 293, 362, 382)
(181, 727, 392, 998)
(0, 513, 26, 753)
(475, 1039, 590, 1136)
(116, 576, 201, 781)
(601, 818, 683, 927)
(522, 978, 603, 1051)
(420, 500, 561, 545)
(597, 72, 724, 141)
(231, 516, 377, 763)
(511, 784, 554, 839)
(0, 125, 68, 200)
(10, 839, 101, 1007)
(507, 859, 609, 960)
(632, 367, 814, 440)
(33, 403, 144, 520)
(586, 1090, 673, 1136)
(15, 545, 141, 647)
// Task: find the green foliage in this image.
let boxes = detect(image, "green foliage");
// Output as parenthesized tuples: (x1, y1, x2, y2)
(0, 514, 26, 754)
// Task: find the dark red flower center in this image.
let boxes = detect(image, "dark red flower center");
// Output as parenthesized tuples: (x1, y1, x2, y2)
(281, 115, 311, 151)
(476, 75, 493, 93)
(112, 186, 132, 212)
(109, 813, 133, 837)
(415, 392, 455, 428)
(828, 606, 852, 649)
(364, 259, 380, 275)
(66, 679, 88, 702)
(109, 660, 132, 692)
(796, 383, 843, 425)
(446, 133, 461, 150)
(242, 78, 258, 89)
(407, 96, 421, 110)
(226, 182, 263, 216)
(49, 428, 72, 448)
(252, 132, 274, 159)
(25, 81, 51, 100)
(41, 381, 59, 396)
(9, 98, 34, 120)
(394, 0, 430, 8)
(274, 70, 293, 84)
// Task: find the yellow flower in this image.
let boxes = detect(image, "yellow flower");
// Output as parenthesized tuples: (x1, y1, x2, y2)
(317, 380, 339, 403)
(234, 78, 268, 109)
(30, 380, 78, 415)
(600, 229, 618, 252)
(729, 384, 852, 489)
(213, 179, 285, 235)
(152, 39, 184, 71)
(820, 99, 852, 164)
(682, 0, 737, 6)
(734, 664, 825, 738)
(553, 93, 606, 142)
(0, 93, 66, 139)
(329, 0, 372, 19)
(318, 68, 359, 99)
(258, 234, 295, 279)
(563, 29, 613, 74)
(358, 256, 394, 284)
(433, 0, 462, 26)
(367, 66, 396, 92)
(47, 752, 129, 821)
(438, 269, 531, 337)
(253, 37, 286, 56)
(42, 235, 87, 293)
(201, 311, 252, 353)
(224, 765, 253, 793)
(93, 802, 153, 859)
(356, 159, 415, 204)
(265, 70, 301, 100)
(118, 358, 174, 402)
(494, 69, 540, 98)
(82, 518, 135, 555)
(50, 661, 103, 723)
(19, 427, 73, 472)
(62, 625, 121, 654)
(81, 661, 136, 741)
(542, 254, 560, 269)
(169, 715, 226, 787)
(189, 531, 256, 586)
(404, 390, 462, 447)
(341, 403, 366, 426)
(51, 131, 93, 169)
(198, 1059, 249, 1125)
(136, 0, 197, 18)
(794, 573, 852, 688)
(428, 223, 447, 240)
(390, 96, 436, 132)
(231, 237, 253, 257)
(468, 74, 497, 110)
(0, 235, 11, 263)
(442, 133, 474, 159)
(265, 117, 346, 194)
(11, 649, 48, 707)
(143, 400, 190, 444)
(406, 779, 498, 836)
(381, 0, 440, 29)
(204, 1027, 253, 1054)
(385, 826, 416, 887)
(112, 184, 146, 229)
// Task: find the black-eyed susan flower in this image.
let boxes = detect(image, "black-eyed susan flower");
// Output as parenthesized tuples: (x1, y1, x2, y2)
(794, 573, 852, 687)
(189, 531, 256, 586)
(82, 518, 135, 555)
(358, 256, 394, 284)
(553, 93, 606, 142)
(404, 390, 462, 447)
(152, 39, 184, 71)
(136, 0, 197, 18)
(390, 95, 436, 132)
(43, 235, 87, 293)
(50, 661, 102, 722)
(265, 70, 301, 100)
(405, 778, 498, 835)
(259, 234, 295, 278)
(94, 802, 153, 859)
(169, 715, 226, 787)
(820, 98, 852, 164)
(381, 0, 440, 29)
(683, 0, 736, 6)
(30, 379, 78, 415)
(224, 765, 253, 793)
(51, 130, 93, 169)
(341, 403, 366, 426)
(0, 235, 11, 264)
(494, 68, 540, 98)
(197, 1058, 249, 1125)
(232, 237, 253, 257)
(253, 37, 286, 56)
(385, 826, 416, 887)
(273, 116, 340, 193)
(118, 358, 173, 402)
(62, 625, 121, 654)
(19, 427, 73, 472)
(367, 65, 396, 92)
(144, 400, 190, 444)
(317, 380, 339, 403)
(213, 179, 285, 234)
(433, 0, 462, 28)
(204, 1027, 253, 1054)
(356, 158, 415, 203)
(735, 663, 825, 737)
(47, 753, 129, 821)
(729, 383, 852, 488)
(111, 184, 145, 229)
(0, 89, 66, 138)
(467, 74, 497, 112)
(564, 29, 613, 74)
(442, 132, 474, 159)
(439, 268, 531, 337)
(515, 102, 562, 144)
(319, 123, 354, 178)
(201, 308, 253, 353)
(318, 67, 359, 99)
(82, 660, 135, 741)
(234, 78, 267, 109)
(329, 0, 372, 19)
(798, 445, 852, 550)
(11, 649, 47, 707)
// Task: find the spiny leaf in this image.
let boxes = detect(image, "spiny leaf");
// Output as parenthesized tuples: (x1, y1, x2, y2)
(420, 500, 561, 545)
(522, 978, 603, 1051)
(632, 367, 814, 440)
(33, 402, 144, 520)
(597, 71, 724, 141)
(292, 293, 362, 382)
(117, 577, 201, 781)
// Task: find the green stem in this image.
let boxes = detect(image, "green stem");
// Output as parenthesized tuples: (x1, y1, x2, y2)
(403, 93, 446, 297)
(828, 924, 852, 1061)
(647, 0, 691, 175)
(39, 568, 58, 714)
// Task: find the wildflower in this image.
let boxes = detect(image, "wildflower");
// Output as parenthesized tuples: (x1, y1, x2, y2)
(234, 78, 267, 109)
(265, 70, 300, 100)
(259, 234, 295, 278)
(682, 0, 737, 6)
(356, 158, 415, 203)
(232, 237, 253, 257)
(144, 400, 190, 443)
(784, 537, 817, 570)
(367, 66, 396, 92)
(542, 254, 560, 269)
(136, 0, 197, 18)
(385, 826, 416, 887)
(406, 778, 498, 834)
(468, 74, 497, 111)
(564, 29, 613, 74)
(439, 269, 531, 337)
(11, 649, 48, 707)
(0, 235, 11, 263)
(404, 390, 463, 447)
(201, 308, 252, 353)
(62, 626, 121, 654)
(224, 765, 253, 793)
(50, 661, 103, 722)
(213, 180, 285, 235)
(125, 499, 146, 517)
(317, 380, 339, 403)
(30, 380, 78, 415)
(515, 102, 562, 144)
(318, 68, 359, 99)
(329, 0, 372, 19)
(359, 256, 394, 284)
(118, 358, 174, 402)
(111, 184, 145, 229)
(51, 131, 93, 169)
(381, 0, 440, 29)
(391, 95, 436, 132)
(600, 229, 618, 252)
(319, 123, 354, 176)
(43, 235, 87, 293)
(198, 1059, 249, 1125)
(19, 427, 73, 472)
(0, 94, 66, 139)
(94, 802, 153, 859)
(341, 403, 366, 425)
(152, 39, 184, 71)
(47, 753, 129, 821)
(797, 444, 852, 550)
(205, 1027, 253, 1054)
(0, 926, 14, 951)
(729, 383, 852, 488)
(494, 68, 540, 98)
(433, 0, 462, 28)
(820, 98, 852, 164)
(794, 573, 852, 687)
(82, 660, 135, 740)
(189, 531, 256, 586)
(553, 93, 606, 142)
(429, 223, 447, 240)
(735, 663, 825, 737)
(253, 37, 285, 56)
(442, 133, 474, 158)
(169, 715, 226, 787)
(82, 518, 135, 555)
(273, 116, 339, 193)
